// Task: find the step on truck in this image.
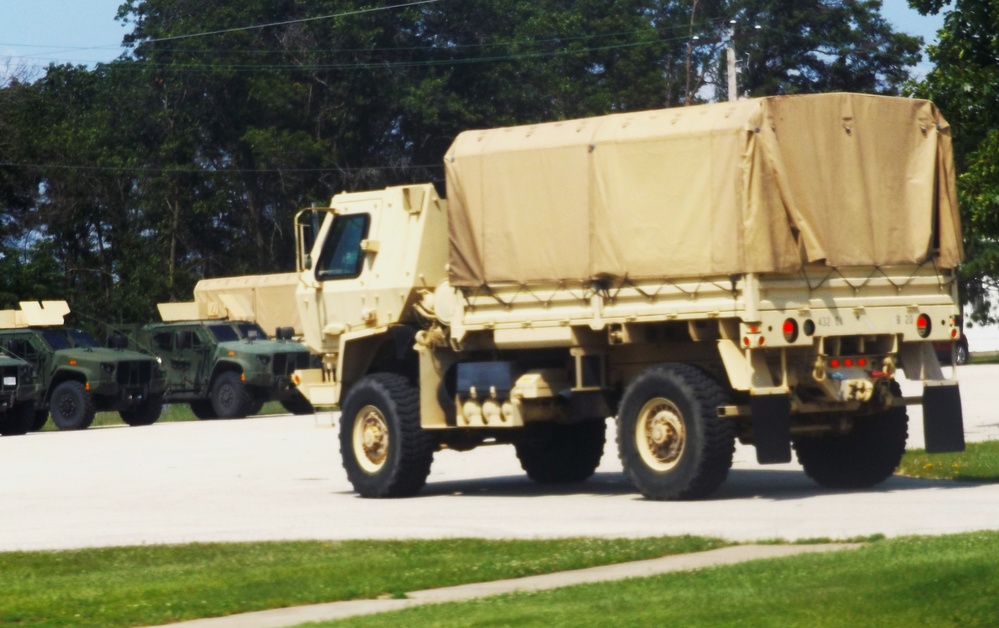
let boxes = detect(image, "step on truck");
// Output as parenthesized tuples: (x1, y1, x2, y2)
(0, 301, 167, 430)
(132, 300, 314, 419)
(290, 93, 966, 500)
(0, 349, 38, 436)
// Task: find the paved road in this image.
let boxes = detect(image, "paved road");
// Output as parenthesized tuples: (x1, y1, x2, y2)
(2, 364, 996, 552)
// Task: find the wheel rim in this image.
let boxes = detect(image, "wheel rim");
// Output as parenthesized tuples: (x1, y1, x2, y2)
(56, 391, 77, 419)
(353, 405, 390, 473)
(635, 397, 686, 471)
(218, 383, 235, 410)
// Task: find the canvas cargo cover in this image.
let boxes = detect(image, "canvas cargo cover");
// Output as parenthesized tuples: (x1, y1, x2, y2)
(444, 93, 962, 287)
(192, 272, 302, 335)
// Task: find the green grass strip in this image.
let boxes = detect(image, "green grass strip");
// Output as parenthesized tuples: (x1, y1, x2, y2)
(332, 532, 999, 627)
(899, 440, 999, 482)
(0, 537, 725, 627)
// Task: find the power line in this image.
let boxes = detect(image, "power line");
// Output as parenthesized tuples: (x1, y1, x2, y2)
(145, 0, 444, 43)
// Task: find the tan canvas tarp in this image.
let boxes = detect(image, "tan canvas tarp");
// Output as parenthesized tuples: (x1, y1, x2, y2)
(192, 272, 302, 334)
(444, 93, 962, 287)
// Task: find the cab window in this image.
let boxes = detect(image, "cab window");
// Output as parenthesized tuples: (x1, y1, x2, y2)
(207, 324, 239, 342)
(154, 332, 173, 351)
(316, 213, 370, 280)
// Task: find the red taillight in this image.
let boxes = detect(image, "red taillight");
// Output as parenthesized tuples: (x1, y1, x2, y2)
(951, 328, 958, 339)
(858, 358, 867, 367)
(916, 314, 932, 338)
(844, 358, 854, 367)
(782, 319, 799, 343)
(830, 359, 841, 368)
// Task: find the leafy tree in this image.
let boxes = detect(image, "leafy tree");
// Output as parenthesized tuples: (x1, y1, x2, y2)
(0, 0, 925, 325)
(909, 0, 999, 322)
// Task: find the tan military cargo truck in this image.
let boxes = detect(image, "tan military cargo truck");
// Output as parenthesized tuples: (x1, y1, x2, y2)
(291, 93, 966, 500)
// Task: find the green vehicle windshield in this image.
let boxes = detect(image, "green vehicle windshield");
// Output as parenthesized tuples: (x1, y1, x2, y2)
(40, 328, 100, 350)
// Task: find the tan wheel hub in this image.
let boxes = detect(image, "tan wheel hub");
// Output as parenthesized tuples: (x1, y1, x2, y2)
(636, 397, 686, 471)
(353, 405, 389, 473)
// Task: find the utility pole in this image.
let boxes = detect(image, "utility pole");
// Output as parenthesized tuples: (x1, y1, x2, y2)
(726, 21, 737, 102)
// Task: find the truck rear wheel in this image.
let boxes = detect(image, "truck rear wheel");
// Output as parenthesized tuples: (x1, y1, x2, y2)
(0, 401, 35, 436)
(339, 373, 435, 498)
(617, 363, 736, 500)
(515, 420, 606, 483)
(120, 395, 163, 426)
(49, 381, 96, 430)
(211, 372, 252, 419)
(793, 396, 908, 489)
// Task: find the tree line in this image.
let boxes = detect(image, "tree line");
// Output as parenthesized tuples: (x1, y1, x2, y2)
(0, 0, 995, 327)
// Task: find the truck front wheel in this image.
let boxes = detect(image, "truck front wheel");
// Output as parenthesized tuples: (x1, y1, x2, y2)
(793, 398, 908, 489)
(515, 420, 606, 483)
(617, 363, 736, 500)
(211, 372, 252, 419)
(339, 373, 435, 498)
(49, 381, 96, 430)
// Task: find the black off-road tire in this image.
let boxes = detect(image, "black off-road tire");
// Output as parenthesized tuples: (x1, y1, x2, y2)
(281, 390, 315, 416)
(617, 363, 736, 500)
(339, 373, 435, 498)
(210, 372, 253, 419)
(0, 401, 36, 436)
(189, 400, 217, 420)
(246, 397, 265, 417)
(31, 409, 48, 431)
(119, 395, 164, 426)
(49, 381, 96, 431)
(955, 344, 969, 365)
(515, 420, 606, 483)
(793, 388, 908, 489)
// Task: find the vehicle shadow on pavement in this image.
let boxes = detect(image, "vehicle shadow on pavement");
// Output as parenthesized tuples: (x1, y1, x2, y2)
(715, 469, 980, 501)
(417, 472, 637, 498)
(413, 470, 981, 501)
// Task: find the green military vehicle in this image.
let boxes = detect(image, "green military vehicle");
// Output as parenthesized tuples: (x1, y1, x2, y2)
(135, 307, 313, 419)
(0, 349, 38, 436)
(0, 301, 166, 431)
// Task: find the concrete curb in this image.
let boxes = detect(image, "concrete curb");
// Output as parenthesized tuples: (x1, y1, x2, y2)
(151, 543, 861, 627)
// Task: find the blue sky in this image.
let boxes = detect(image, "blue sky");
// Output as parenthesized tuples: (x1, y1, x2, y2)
(0, 0, 945, 77)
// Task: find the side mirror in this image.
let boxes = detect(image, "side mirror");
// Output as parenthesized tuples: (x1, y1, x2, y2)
(275, 327, 295, 341)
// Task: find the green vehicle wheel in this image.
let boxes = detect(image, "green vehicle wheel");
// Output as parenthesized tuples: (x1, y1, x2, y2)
(49, 381, 96, 431)
(211, 372, 253, 419)
(120, 395, 164, 426)
(0, 401, 35, 436)
(190, 400, 217, 420)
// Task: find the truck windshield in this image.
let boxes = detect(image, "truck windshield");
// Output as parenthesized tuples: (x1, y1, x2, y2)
(40, 328, 100, 350)
(207, 324, 239, 342)
(235, 322, 268, 340)
(316, 213, 370, 280)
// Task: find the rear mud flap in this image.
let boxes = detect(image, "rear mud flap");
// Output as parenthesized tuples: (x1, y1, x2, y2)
(923, 383, 965, 453)
(751, 394, 792, 464)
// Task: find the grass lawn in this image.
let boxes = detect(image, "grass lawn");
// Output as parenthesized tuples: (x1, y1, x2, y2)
(898, 440, 999, 482)
(43, 400, 287, 430)
(331, 532, 999, 627)
(0, 537, 724, 627)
